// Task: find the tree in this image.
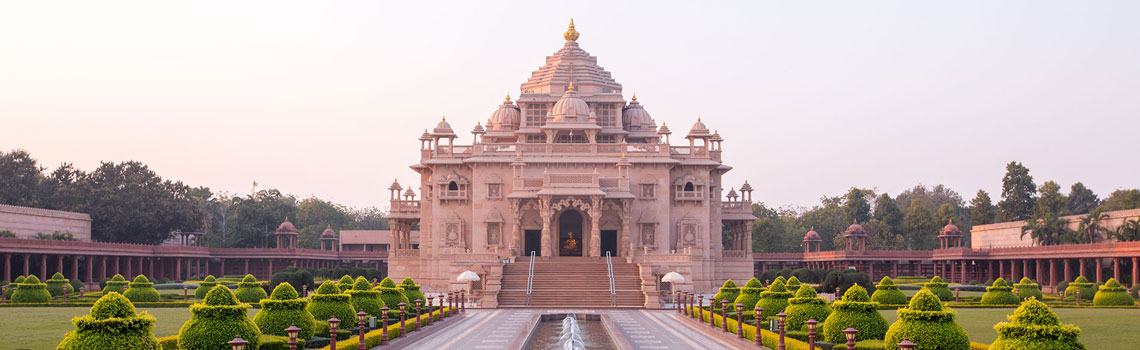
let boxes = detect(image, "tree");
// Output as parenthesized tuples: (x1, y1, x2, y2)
(896, 184, 965, 215)
(969, 190, 996, 225)
(1110, 219, 1140, 242)
(934, 203, 960, 228)
(1067, 182, 1099, 215)
(902, 200, 937, 250)
(223, 190, 299, 248)
(1034, 181, 1068, 218)
(872, 193, 903, 230)
(998, 161, 1037, 221)
(295, 197, 357, 249)
(1098, 189, 1140, 212)
(0, 149, 44, 207)
(1020, 213, 1072, 246)
(352, 207, 390, 230)
(1074, 208, 1110, 244)
(842, 188, 874, 224)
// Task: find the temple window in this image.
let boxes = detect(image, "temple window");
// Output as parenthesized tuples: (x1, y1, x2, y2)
(597, 135, 617, 143)
(674, 179, 704, 201)
(593, 103, 615, 126)
(526, 103, 547, 127)
(448, 181, 459, 191)
(487, 183, 502, 199)
(555, 133, 586, 143)
(525, 135, 546, 143)
(684, 182, 694, 192)
(641, 184, 656, 199)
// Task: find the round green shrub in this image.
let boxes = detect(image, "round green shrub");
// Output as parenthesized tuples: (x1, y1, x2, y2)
(347, 276, 385, 318)
(56, 292, 160, 350)
(12, 274, 52, 303)
(989, 297, 1085, 350)
(254, 283, 316, 340)
(821, 285, 888, 343)
(5, 275, 25, 299)
(756, 280, 793, 321)
(980, 278, 1020, 305)
(178, 285, 261, 350)
(732, 278, 766, 313)
(712, 279, 740, 312)
(306, 280, 357, 323)
(375, 277, 410, 311)
(884, 289, 970, 350)
(1012, 277, 1043, 301)
(772, 275, 786, 286)
(46, 272, 73, 297)
(103, 274, 128, 295)
(235, 274, 268, 303)
(123, 275, 161, 302)
(336, 275, 355, 293)
(785, 284, 831, 332)
(785, 276, 802, 290)
(924, 276, 953, 301)
(69, 278, 84, 294)
(871, 276, 907, 305)
(399, 277, 427, 305)
(195, 275, 218, 299)
(1064, 276, 1095, 301)
(1093, 278, 1135, 306)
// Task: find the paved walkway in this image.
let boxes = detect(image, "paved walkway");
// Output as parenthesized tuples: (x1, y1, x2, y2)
(387, 309, 756, 350)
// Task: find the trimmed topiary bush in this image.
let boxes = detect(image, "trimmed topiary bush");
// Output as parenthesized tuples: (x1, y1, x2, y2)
(785, 276, 802, 290)
(872, 276, 908, 305)
(5, 275, 25, 299)
(981, 278, 1020, 305)
(924, 276, 954, 301)
(821, 285, 888, 343)
(347, 276, 385, 318)
(254, 283, 316, 340)
(306, 280, 357, 324)
(46, 272, 74, 297)
(123, 275, 161, 302)
(56, 292, 160, 350)
(12, 274, 52, 303)
(884, 289, 970, 350)
(712, 279, 740, 312)
(756, 280, 793, 321)
(1064, 276, 1095, 301)
(336, 275, 355, 293)
(1012, 277, 1043, 301)
(785, 284, 831, 332)
(375, 277, 410, 311)
(399, 277, 427, 305)
(194, 275, 218, 299)
(1093, 278, 1135, 306)
(234, 274, 268, 303)
(103, 274, 128, 295)
(989, 297, 1085, 350)
(772, 275, 786, 286)
(178, 285, 261, 350)
(69, 278, 84, 294)
(732, 278, 766, 313)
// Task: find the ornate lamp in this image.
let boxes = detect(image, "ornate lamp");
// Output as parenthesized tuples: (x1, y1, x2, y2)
(805, 318, 818, 350)
(380, 306, 390, 344)
(328, 317, 341, 350)
(284, 324, 300, 350)
(415, 299, 423, 328)
(776, 312, 787, 350)
(228, 335, 248, 350)
(843, 326, 858, 348)
(735, 303, 744, 338)
(398, 302, 408, 337)
(898, 337, 917, 350)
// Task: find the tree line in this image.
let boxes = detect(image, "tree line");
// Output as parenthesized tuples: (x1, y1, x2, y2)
(0, 149, 388, 247)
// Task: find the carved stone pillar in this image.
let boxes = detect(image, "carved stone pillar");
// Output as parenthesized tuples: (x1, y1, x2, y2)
(589, 196, 602, 257)
(509, 199, 522, 256)
(539, 196, 553, 257)
(620, 199, 632, 257)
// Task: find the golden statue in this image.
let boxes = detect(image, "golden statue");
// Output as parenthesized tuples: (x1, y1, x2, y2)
(562, 231, 578, 250)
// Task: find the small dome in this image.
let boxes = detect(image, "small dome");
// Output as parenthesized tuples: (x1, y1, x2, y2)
(403, 188, 416, 197)
(940, 219, 962, 236)
(388, 179, 402, 191)
(687, 117, 710, 137)
(710, 130, 723, 142)
(321, 225, 337, 238)
(739, 181, 753, 192)
(275, 218, 297, 233)
(622, 95, 655, 131)
(472, 122, 485, 134)
(432, 117, 456, 137)
(803, 227, 822, 242)
(843, 220, 866, 237)
(550, 83, 591, 122)
(419, 129, 432, 141)
(726, 188, 739, 199)
(657, 122, 672, 135)
(488, 95, 521, 131)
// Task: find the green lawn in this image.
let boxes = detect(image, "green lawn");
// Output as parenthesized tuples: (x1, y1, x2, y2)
(0, 307, 258, 350)
(879, 307, 1140, 349)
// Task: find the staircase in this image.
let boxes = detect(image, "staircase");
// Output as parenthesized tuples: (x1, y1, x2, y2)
(498, 256, 645, 308)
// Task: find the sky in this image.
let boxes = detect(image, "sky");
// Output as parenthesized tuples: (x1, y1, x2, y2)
(2, 1, 1139, 210)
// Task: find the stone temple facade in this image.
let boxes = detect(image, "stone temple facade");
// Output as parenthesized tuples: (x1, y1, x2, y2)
(386, 20, 756, 305)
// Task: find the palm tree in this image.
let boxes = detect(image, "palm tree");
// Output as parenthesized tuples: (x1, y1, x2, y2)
(1074, 209, 1111, 244)
(1020, 213, 1072, 246)
(1111, 218, 1140, 242)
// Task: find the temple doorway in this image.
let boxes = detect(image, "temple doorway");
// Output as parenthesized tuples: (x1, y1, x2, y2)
(557, 210, 584, 256)
(601, 230, 617, 256)
(524, 230, 541, 256)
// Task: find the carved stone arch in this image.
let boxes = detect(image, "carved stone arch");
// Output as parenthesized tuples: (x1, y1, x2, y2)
(484, 173, 503, 184)
(551, 196, 591, 213)
(437, 172, 470, 185)
(672, 174, 707, 186)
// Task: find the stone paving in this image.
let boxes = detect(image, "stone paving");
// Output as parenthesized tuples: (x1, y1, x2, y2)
(387, 308, 755, 350)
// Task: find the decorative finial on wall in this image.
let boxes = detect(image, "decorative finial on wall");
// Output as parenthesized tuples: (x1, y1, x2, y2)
(564, 18, 579, 42)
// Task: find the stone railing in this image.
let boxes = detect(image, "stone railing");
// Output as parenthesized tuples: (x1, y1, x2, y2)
(393, 249, 420, 258)
(722, 250, 750, 260)
(390, 199, 421, 218)
(643, 253, 693, 263)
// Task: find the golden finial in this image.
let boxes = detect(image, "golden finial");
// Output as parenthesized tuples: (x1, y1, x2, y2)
(568, 82, 575, 91)
(476, 121, 481, 126)
(697, 116, 702, 122)
(621, 152, 627, 159)
(564, 18, 579, 42)
(631, 93, 637, 101)
(662, 121, 666, 126)
(442, 116, 446, 121)
(505, 92, 511, 101)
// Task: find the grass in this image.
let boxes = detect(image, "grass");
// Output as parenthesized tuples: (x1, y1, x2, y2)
(879, 307, 1140, 349)
(0, 307, 258, 350)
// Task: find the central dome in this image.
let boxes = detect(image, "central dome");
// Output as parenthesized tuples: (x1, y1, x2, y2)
(550, 84, 591, 122)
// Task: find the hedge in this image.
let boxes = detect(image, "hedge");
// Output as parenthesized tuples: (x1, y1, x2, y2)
(1093, 278, 1135, 306)
(884, 289, 970, 350)
(989, 297, 1085, 350)
(307, 280, 357, 324)
(834, 341, 991, 350)
(177, 286, 262, 350)
(159, 334, 294, 350)
(194, 276, 218, 300)
(56, 292, 161, 350)
(398, 277, 427, 306)
(925, 276, 954, 301)
(46, 272, 74, 297)
(5, 275, 24, 299)
(784, 284, 831, 332)
(318, 307, 454, 350)
(980, 278, 1019, 306)
(821, 285, 887, 343)
(1063, 276, 1095, 301)
(347, 276, 385, 318)
(872, 276, 908, 305)
(103, 274, 129, 295)
(375, 277, 410, 311)
(123, 275, 161, 303)
(1012, 277, 1043, 301)
(756, 280, 792, 320)
(712, 279, 740, 312)
(733, 278, 766, 313)
(687, 305, 813, 350)
(235, 274, 268, 303)
(255, 283, 317, 341)
(13, 274, 52, 303)
(785, 276, 802, 290)
(336, 275, 355, 293)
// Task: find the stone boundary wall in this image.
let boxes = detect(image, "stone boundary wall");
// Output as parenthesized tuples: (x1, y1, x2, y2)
(972, 208, 1140, 248)
(0, 204, 92, 241)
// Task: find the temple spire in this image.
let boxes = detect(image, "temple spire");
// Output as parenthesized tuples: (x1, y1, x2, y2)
(564, 18, 579, 42)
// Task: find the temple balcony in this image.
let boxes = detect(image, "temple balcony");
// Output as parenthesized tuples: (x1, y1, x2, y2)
(388, 199, 421, 219)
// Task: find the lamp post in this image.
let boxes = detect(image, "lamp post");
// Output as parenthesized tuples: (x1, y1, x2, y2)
(754, 307, 763, 347)
(228, 335, 248, 350)
(843, 326, 858, 349)
(697, 295, 704, 321)
(357, 311, 368, 350)
(398, 302, 407, 337)
(898, 337, 917, 350)
(183, 285, 189, 301)
(302, 285, 307, 298)
(426, 297, 434, 325)
(675, 291, 682, 314)
(461, 289, 467, 312)
(328, 317, 341, 350)
(735, 303, 744, 338)
(718, 300, 727, 329)
(415, 299, 423, 329)
(684, 292, 691, 317)
(805, 318, 818, 350)
(955, 288, 960, 302)
(776, 312, 787, 350)
(437, 294, 445, 317)
(78, 286, 84, 297)
(1, 286, 6, 304)
(1076, 290, 1081, 306)
(380, 306, 390, 345)
(285, 324, 300, 350)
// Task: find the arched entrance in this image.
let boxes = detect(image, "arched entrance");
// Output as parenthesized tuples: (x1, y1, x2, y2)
(557, 210, 585, 256)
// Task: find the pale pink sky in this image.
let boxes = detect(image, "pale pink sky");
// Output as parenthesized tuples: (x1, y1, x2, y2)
(2, 1, 1138, 210)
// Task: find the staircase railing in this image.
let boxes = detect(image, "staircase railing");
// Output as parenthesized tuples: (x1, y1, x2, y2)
(526, 250, 536, 306)
(606, 251, 616, 307)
